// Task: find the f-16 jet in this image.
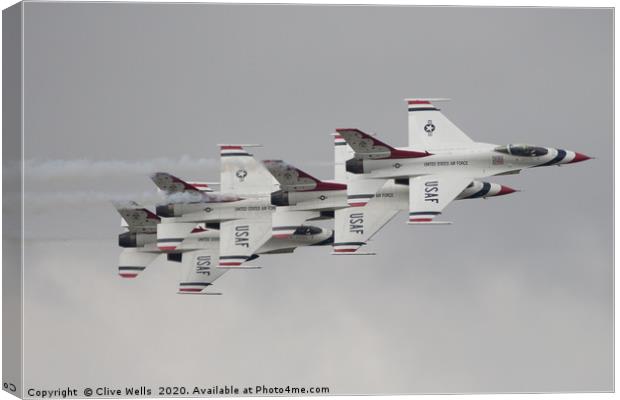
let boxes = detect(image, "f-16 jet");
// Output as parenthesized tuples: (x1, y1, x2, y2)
(151, 145, 334, 276)
(114, 200, 332, 294)
(263, 135, 517, 255)
(153, 145, 281, 268)
(337, 98, 590, 225)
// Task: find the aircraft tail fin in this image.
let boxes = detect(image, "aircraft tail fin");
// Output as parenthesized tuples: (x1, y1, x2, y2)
(219, 145, 279, 195)
(333, 132, 355, 182)
(406, 98, 474, 150)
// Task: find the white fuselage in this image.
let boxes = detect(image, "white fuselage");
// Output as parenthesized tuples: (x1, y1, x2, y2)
(355, 143, 579, 180)
(275, 177, 512, 213)
(125, 225, 333, 255)
(159, 197, 275, 222)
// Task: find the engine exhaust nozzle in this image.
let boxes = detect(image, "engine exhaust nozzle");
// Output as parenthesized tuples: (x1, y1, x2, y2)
(346, 158, 364, 174)
(270, 190, 290, 207)
(156, 204, 175, 218)
(118, 232, 137, 248)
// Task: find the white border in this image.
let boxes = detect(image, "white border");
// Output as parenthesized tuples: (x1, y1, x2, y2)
(0, 1, 615, 400)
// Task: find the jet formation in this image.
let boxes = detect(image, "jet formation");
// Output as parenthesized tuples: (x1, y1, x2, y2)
(114, 99, 591, 294)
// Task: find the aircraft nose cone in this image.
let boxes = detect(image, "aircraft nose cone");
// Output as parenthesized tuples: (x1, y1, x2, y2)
(569, 152, 591, 163)
(497, 185, 517, 196)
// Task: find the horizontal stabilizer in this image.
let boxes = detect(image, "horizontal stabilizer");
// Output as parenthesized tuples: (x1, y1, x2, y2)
(151, 172, 208, 196)
(263, 160, 346, 192)
(336, 128, 431, 160)
(113, 201, 160, 234)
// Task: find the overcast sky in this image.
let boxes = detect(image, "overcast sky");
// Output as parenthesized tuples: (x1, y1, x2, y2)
(18, 3, 612, 394)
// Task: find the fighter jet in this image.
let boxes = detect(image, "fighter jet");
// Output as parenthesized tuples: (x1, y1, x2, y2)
(152, 145, 335, 272)
(337, 98, 591, 225)
(152, 145, 280, 269)
(263, 134, 517, 255)
(114, 200, 332, 294)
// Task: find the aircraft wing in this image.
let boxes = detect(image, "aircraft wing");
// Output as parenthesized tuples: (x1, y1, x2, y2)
(332, 202, 398, 254)
(346, 178, 389, 207)
(408, 175, 472, 224)
(219, 218, 272, 267)
(178, 248, 227, 294)
(118, 248, 160, 278)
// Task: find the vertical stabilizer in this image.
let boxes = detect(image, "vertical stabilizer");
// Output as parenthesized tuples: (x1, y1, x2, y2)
(219, 145, 279, 196)
(333, 133, 354, 182)
(406, 98, 473, 150)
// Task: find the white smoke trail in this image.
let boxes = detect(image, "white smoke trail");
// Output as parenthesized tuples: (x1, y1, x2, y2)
(11, 190, 165, 212)
(5, 156, 222, 210)
(20, 155, 218, 181)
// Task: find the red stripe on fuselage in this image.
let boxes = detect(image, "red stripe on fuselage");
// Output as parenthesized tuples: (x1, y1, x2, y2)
(158, 246, 177, 251)
(312, 181, 347, 191)
(389, 149, 432, 159)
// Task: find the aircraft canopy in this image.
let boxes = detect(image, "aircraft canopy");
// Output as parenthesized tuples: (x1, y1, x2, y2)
(494, 144, 548, 157)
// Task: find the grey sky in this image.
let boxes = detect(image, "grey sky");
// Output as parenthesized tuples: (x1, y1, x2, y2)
(19, 3, 612, 394)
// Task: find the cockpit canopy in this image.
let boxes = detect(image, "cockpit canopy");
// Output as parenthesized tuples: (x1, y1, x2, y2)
(294, 226, 323, 236)
(494, 144, 548, 157)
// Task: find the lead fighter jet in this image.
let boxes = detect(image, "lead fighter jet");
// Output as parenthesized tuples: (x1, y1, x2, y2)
(263, 134, 518, 255)
(337, 98, 591, 224)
